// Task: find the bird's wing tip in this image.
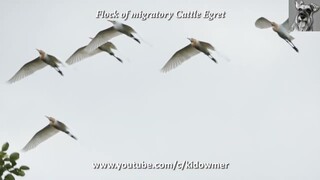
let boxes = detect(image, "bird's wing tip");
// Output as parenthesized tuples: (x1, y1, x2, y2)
(65, 59, 74, 65)
(255, 17, 272, 29)
(160, 69, 168, 73)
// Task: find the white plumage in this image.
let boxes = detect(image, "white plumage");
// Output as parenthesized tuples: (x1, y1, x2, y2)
(22, 116, 77, 152)
(7, 49, 63, 83)
(84, 20, 140, 53)
(66, 41, 122, 65)
(255, 17, 298, 52)
(161, 38, 219, 73)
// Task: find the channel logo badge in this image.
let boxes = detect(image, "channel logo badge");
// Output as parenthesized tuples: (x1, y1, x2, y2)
(289, 0, 320, 31)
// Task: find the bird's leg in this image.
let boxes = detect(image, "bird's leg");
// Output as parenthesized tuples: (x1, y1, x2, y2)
(54, 67, 64, 76)
(285, 39, 299, 53)
(128, 34, 141, 44)
(289, 41, 299, 53)
(133, 37, 141, 44)
(108, 52, 123, 63)
(208, 54, 217, 63)
(63, 130, 77, 140)
(113, 55, 123, 63)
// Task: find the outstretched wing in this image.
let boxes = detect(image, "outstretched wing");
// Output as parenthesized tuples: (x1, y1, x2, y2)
(66, 46, 101, 65)
(105, 42, 117, 50)
(199, 41, 215, 51)
(161, 44, 200, 73)
(84, 27, 122, 52)
(22, 125, 59, 152)
(8, 58, 47, 83)
(281, 18, 292, 32)
(255, 17, 273, 29)
(122, 24, 137, 34)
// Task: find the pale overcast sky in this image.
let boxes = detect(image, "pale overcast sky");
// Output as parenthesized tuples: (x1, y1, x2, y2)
(1, 0, 320, 180)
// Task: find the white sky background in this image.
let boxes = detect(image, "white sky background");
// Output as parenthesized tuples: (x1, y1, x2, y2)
(1, 0, 320, 179)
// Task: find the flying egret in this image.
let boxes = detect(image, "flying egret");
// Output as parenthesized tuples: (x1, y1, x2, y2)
(255, 17, 299, 52)
(161, 38, 218, 73)
(84, 20, 140, 52)
(22, 116, 77, 152)
(66, 40, 123, 65)
(7, 49, 63, 83)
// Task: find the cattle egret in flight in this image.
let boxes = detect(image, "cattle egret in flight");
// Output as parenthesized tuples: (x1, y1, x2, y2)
(66, 40, 122, 65)
(84, 20, 140, 53)
(7, 49, 63, 83)
(255, 17, 299, 52)
(22, 116, 77, 152)
(161, 38, 218, 73)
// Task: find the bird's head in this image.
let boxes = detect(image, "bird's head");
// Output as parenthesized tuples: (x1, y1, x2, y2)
(45, 116, 54, 123)
(36, 49, 46, 59)
(108, 20, 116, 24)
(187, 38, 198, 46)
(36, 49, 45, 55)
(187, 38, 196, 42)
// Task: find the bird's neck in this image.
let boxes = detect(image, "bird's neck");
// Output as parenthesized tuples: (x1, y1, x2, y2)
(50, 119, 57, 125)
(191, 40, 199, 47)
(40, 53, 48, 60)
(271, 23, 279, 31)
(113, 22, 122, 30)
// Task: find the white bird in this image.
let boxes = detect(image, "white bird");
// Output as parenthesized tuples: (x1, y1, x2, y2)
(7, 49, 63, 83)
(66, 40, 122, 65)
(255, 17, 299, 53)
(161, 38, 218, 73)
(22, 116, 77, 152)
(84, 20, 140, 52)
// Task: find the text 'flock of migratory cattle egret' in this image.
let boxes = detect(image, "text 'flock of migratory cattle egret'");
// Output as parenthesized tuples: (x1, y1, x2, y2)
(6, 12, 306, 152)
